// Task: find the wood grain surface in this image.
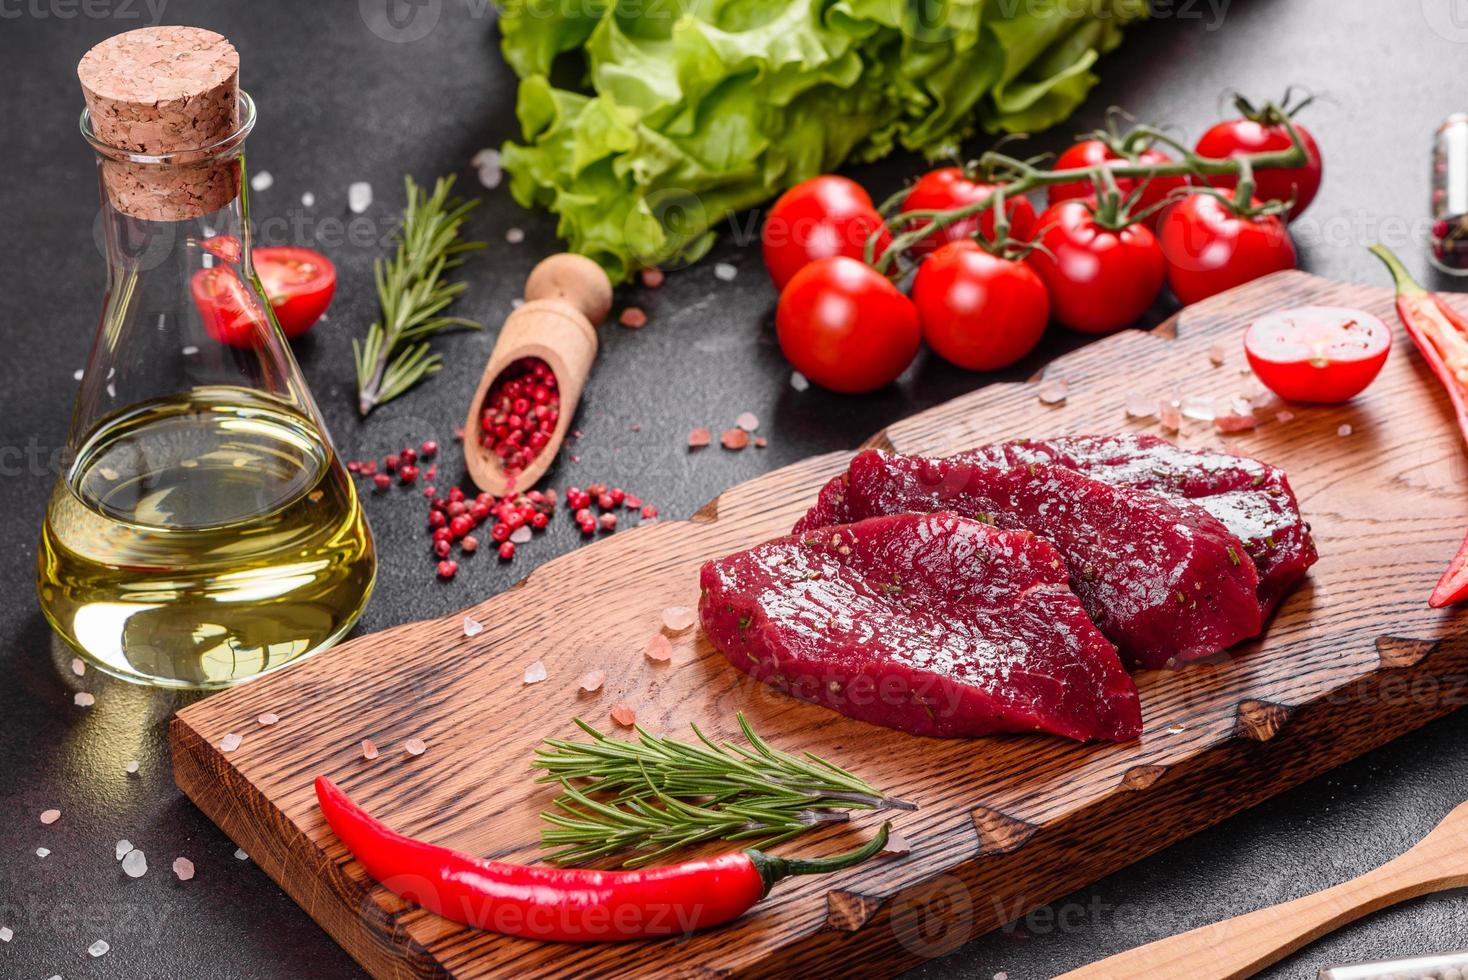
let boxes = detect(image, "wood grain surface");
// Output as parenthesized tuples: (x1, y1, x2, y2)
(171, 271, 1468, 979)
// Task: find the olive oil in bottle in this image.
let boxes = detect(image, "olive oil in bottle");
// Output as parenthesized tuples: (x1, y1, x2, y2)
(38, 388, 375, 688)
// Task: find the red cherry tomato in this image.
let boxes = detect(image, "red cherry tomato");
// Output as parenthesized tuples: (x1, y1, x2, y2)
(1158, 193, 1297, 305)
(1194, 117, 1322, 221)
(900, 168, 1037, 254)
(775, 256, 920, 393)
(254, 246, 337, 337)
(911, 241, 1048, 371)
(191, 266, 271, 348)
(1026, 200, 1165, 335)
(762, 176, 893, 291)
(1243, 306, 1391, 404)
(1046, 141, 1189, 225)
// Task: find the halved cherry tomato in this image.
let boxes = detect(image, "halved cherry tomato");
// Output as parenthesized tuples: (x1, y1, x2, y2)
(1027, 199, 1165, 335)
(1158, 193, 1297, 305)
(1046, 140, 1189, 226)
(191, 266, 271, 348)
(1243, 306, 1391, 403)
(911, 240, 1048, 371)
(775, 256, 920, 393)
(255, 246, 337, 337)
(762, 176, 892, 291)
(1194, 115, 1322, 221)
(900, 168, 1036, 255)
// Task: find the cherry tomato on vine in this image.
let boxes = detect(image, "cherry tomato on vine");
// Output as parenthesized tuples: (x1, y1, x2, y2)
(1158, 193, 1297, 305)
(1194, 111, 1322, 221)
(900, 168, 1037, 255)
(1026, 199, 1165, 335)
(1243, 306, 1390, 404)
(191, 267, 271, 348)
(1046, 140, 1189, 225)
(254, 246, 337, 337)
(762, 176, 893, 291)
(775, 256, 920, 393)
(911, 240, 1049, 371)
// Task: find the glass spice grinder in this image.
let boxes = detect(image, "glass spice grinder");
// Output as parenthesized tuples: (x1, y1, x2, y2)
(36, 27, 375, 689)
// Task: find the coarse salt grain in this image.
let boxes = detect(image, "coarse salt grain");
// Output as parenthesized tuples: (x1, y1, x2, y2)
(173, 857, 195, 881)
(35, 848, 49, 858)
(257, 713, 280, 727)
(404, 738, 427, 756)
(234, 848, 249, 861)
(250, 170, 274, 192)
(790, 371, 810, 392)
(122, 848, 147, 878)
(74, 368, 85, 380)
(1180, 395, 1216, 421)
(645, 634, 673, 663)
(472, 148, 502, 189)
(1124, 392, 1156, 419)
(1037, 379, 1069, 405)
(347, 181, 372, 214)
(301, 191, 315, 207)
(125, 760, 139, 774)
(1338, 423, 1353, 437)
(1276, 410, 1296, 423)
(40, 809, 60, 825)
(219, 732, 242, 752)
(361, 739, 379, 760)
(610, 702, 636, 727)
(714, 262, 738, 281)
(510, 525, 533, 544)
(735, 411, 760, 432)
(662, 606, 696, 632)
(688, 427, 712, 448)
(115, 840, 133, 860)
(181, 345, 199, 356)
(578, 670, 606, 694)
(462, 616, 484, 638)
(524, 660, 548, 684)
(74, 692, 94, 707)
(1166, 725, 1187, 735)
(89, 938, 110, 957)
(506, 227, 525, 244)
(70, 658, 85, 676)
(0, 927, 10, 942)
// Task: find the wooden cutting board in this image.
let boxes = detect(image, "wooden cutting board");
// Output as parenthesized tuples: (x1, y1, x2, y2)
(171, 270, 1468, 979)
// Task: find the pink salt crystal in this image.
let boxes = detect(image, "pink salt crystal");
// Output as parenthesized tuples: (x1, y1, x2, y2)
(1124, 392, 1156, 419)
(1180, 395, 1216, 421)
(219, 732, 242, 752)
(74, 692, 95, 707)
(1208, 343, 1225, 367)
(1160, 404, 1182, 433)
(881, 828, 912, 857)
(172, 857, 195, 881)
(645, 634, 673, 663)
(510, 525, 533, 544)
(735, 411, 760, 432)
(578, 670, 606, 694)
(360, 739, 379, 760)
(661, 606, 696, 632)
(404, 738, 427, 756)
(1214, 413, 1258, 434)
(1338, 423, 1353, 437)
(610, 702, 637, 727)
(70, 658, 85, 677)
(40, 809, 60, 825)
(1036, 379, 1069, 405)
(257, 713, 279, 726)
(462, 616, 484, 638)
(523, 660, 548, 685)
(1276, 410, 1296, 423)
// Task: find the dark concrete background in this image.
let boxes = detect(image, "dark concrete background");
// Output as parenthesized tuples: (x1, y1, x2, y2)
(1, 0, 1465, 977)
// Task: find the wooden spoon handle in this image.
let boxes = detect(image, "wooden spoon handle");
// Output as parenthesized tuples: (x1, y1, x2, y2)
(1056, 843, 1463, 980)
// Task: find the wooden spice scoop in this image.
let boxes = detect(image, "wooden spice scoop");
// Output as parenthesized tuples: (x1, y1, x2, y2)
(464, 254, 612, 496)
(1055, 798, 1468, 979)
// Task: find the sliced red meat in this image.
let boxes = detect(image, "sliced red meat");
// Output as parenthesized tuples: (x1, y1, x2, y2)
(969, 435, 1316, 616)
(795, 450, 1262, 669)
(700, 512, 1141, 741)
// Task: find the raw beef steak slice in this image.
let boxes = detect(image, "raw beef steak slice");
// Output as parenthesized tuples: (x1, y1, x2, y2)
(700, 512, 1141, 741)
(972, 434, 1316, 616)
(794, 451, 1262, 669)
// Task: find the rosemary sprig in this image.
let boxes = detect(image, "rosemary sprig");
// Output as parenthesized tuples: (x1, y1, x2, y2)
(534, 712, 914, 867)
(353, 175, 485, 416)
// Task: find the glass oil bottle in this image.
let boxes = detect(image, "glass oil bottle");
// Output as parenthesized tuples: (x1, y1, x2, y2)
(37, 28, 375, 689)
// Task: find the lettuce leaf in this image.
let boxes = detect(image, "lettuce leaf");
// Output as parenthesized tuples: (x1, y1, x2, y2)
(497, 0, 1143, 281)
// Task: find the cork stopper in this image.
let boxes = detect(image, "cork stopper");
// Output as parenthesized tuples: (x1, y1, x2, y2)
(79, 27, 242, 221)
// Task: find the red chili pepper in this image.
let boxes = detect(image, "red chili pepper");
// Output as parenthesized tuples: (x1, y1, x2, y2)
(1371, 244, 1468, 607)
(314, 777, 889, 942)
